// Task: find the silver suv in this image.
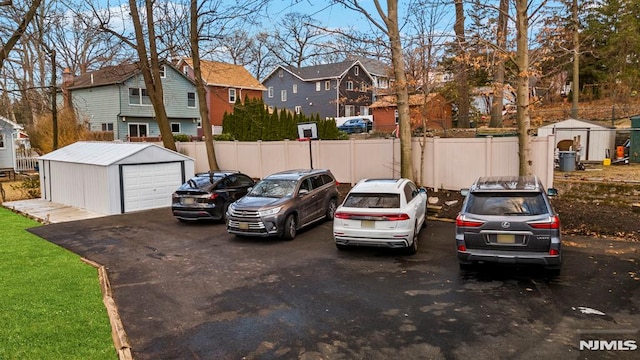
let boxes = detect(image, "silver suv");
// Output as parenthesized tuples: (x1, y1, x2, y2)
(226, 169, 340, 240)
(455, 176, 562, 274)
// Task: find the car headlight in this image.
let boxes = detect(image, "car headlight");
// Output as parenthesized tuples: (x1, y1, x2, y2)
(259, 207, 282, 217)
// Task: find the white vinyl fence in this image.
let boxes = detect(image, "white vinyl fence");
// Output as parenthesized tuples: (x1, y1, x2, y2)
(176, 135, 556, 190)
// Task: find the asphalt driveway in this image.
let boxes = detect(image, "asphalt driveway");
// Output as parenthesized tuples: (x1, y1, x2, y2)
(29, 208, 640, 359)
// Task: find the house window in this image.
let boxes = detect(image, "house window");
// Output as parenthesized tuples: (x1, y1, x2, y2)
(159, 65, 166, 78)
(101, 123, 114, 131)
(171, 122, 181, 133)
(293, 84, 298, 93)
(0, 133, 4, 148)
(325, 80, 330, 90)
(278, 69, 284, 77)
(345, 105, 355, 116)
(229, 88, 236, 103)
(129, 88, 151, 105)
(378, 78, 389, 89)
(295, 106, 302, 114)
(187, 92, 196, 108)
(360, 106, 369, 115)
(183, 65, 189, 75)
(268, 87, 274, 98)
(346, 81, 354, 91)
(354, 66, 359, 76)
(281, 90, 287, 101)
(128, 123, 148, 137)
(316, 82, 321, 91)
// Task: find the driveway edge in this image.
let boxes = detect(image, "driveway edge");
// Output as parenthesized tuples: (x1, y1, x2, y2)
(81, 258, 133, 360)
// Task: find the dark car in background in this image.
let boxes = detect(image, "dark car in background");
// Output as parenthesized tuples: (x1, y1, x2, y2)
(455, 176, 562, 275)
(226, 169, 340, 240)
(172, 171, 255, 222)
(338, 118, 373, 134)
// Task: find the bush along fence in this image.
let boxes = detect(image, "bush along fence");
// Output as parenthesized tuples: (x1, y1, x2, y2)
(221, 97, 347, 141)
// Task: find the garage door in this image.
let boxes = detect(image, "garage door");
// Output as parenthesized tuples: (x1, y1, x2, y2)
(122, 162, 183, 213)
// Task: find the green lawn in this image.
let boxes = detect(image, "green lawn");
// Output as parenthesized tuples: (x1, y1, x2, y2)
(0, 207, 116, 359)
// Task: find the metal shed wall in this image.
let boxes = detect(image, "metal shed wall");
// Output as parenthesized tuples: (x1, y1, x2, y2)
(537, 119, 615, 161)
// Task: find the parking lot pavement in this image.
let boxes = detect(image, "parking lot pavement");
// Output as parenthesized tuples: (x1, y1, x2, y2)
(29, 208, 640, 359)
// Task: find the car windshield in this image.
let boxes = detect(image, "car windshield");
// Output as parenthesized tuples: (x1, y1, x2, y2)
(248, 179, 297, 198)
(343, 193, 400, 208)
(465, 192, 548, 216)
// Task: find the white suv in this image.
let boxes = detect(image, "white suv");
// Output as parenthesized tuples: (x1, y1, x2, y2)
(333, 178, 428, 254)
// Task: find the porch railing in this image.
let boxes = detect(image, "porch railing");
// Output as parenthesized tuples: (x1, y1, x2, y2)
(15, 148, 39, 173)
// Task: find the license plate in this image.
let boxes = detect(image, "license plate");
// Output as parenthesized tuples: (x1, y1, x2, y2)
(239, 222, 249, 230)
(361, 220, 375, 229)
(496, 234, 516, 244)
(182, 198, 195, 205)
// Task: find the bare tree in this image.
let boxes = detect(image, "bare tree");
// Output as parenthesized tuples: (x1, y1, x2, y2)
(490, 0, 509, 128)
(0, 0, 43, 71)
(335, 0, 414, 181)
(453, 0, 471, 128)
(190, 0, 217, 170)
(266, 12, 333, 68)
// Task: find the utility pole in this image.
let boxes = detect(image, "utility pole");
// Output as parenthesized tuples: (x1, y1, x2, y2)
(51, 49, 58, 150)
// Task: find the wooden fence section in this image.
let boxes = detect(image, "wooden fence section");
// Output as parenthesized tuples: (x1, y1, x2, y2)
(176, 135, 555, 190)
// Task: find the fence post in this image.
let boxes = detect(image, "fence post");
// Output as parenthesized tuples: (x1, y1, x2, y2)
(485, 136, 493, 176)
(432, 136, 440, 192)
(350, 139, 356, 185)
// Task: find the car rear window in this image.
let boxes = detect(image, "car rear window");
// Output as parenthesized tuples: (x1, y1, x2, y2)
(343, 193, 400, 208)
(465, 192, 548, 216)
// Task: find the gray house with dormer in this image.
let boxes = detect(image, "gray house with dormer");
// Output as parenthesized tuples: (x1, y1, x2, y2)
(61, 61, 200, 141)
(262, 59, 387, 120)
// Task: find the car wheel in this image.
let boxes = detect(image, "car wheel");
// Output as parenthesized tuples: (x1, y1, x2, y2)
(221, 202, 231, 223)
(406, 224, 418, 255)
(282, 214, 297, 241)
(545, 265, 561, 277)
(326, 199, 337, 220)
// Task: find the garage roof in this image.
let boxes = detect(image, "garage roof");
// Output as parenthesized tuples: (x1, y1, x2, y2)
(39, 141, 191, 166)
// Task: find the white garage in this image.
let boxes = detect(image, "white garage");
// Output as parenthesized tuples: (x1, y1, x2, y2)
(38, 141, 194, 215)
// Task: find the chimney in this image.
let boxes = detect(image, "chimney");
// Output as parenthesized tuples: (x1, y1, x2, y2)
(62, 68, 73, 108)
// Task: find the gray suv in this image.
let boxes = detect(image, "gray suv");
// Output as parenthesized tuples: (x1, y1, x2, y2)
(226, 169, 340, 240)
(455, 176, 562, 274)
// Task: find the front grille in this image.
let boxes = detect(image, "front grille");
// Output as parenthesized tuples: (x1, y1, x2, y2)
(227, 220, 266, 231)
(229, 208, 260, 219)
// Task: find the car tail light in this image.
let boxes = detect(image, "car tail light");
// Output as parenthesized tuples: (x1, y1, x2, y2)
(335, 180, 340, 187)
(456, 215, 484, 227)
(549, 249, 560, 256)
(457, 245, 467, 252)
(209, 193, 219, 200)
(528, 215, 560, 229)
(334, 212, 410, 221)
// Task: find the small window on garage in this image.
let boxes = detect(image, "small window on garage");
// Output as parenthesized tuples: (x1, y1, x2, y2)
(171, 122, 181, 133)
(0, 133, 5, 148)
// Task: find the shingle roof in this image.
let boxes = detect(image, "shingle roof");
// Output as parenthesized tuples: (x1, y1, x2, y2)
(284, 59, 355, 80)
(182, 58, 265, 90)
(67, 63, 141, 89)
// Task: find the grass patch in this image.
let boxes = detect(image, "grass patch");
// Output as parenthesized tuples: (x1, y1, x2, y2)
(0, 207, 115, 359)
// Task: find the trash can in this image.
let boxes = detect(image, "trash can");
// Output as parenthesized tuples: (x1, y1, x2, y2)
(558, 151, 576, 171)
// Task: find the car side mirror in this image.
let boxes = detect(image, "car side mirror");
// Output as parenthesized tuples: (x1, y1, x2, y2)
(419, 187, 427, 194)
(460, 188, 469, 196)
(547, 188, 558, 196)
(299, 189, 309, 196)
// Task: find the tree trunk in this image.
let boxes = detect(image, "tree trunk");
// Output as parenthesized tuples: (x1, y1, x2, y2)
(385, 1, 413, 180)
(571, 0, 579, 119)
(490, 0, 509, 128)
(128, 0, 176, 151)
(515, 0, 532, 176)
(190, 0, 218, 170)
(454, 0, 470, 128)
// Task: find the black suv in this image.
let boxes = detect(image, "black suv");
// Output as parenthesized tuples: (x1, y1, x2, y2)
(226, 169, 340, 240)
(455, 176, 562, 274)
(172, 171, 255, 222)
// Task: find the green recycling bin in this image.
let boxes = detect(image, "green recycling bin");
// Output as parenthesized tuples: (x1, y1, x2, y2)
(631, 116, 640, 163)
(558, 151, 576, 171)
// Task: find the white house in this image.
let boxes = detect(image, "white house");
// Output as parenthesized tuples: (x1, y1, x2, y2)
(537, 118, 616, 161)
(38, 141, 194, 215)
(0, 116, 23, 174)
